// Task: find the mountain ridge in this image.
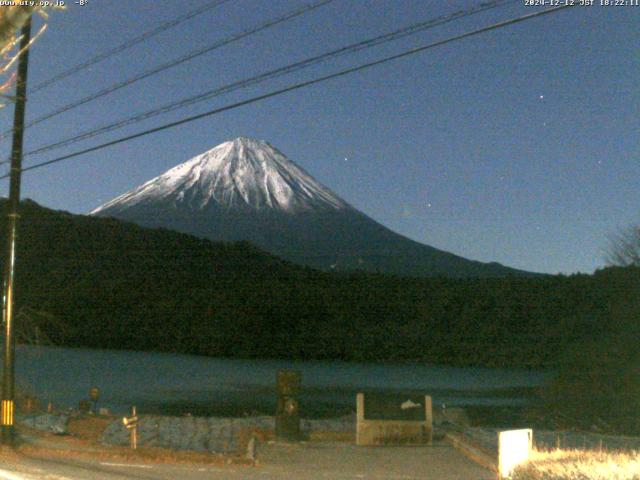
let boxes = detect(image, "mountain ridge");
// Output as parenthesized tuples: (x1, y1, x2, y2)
(92, 137, 536, 278)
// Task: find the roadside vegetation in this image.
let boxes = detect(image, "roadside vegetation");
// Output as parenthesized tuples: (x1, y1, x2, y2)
(512, 448, 640, 480)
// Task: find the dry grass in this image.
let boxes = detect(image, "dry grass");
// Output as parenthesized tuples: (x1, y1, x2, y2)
(512, 448, 640, 480)
(66, 415, 113, 442)
(17, 442, 231, 466)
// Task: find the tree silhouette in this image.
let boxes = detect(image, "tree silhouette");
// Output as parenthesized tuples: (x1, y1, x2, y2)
(607, 225, 640, 267)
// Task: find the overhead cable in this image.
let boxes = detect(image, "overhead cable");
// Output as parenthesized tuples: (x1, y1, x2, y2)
(30, 0, 234, 93)
(20, 0, 517, 160)
(0, 4, 574, 180)
(0, 0, 335, 141)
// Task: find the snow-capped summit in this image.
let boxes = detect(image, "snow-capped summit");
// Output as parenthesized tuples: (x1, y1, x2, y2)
(91, 137, 347, 216)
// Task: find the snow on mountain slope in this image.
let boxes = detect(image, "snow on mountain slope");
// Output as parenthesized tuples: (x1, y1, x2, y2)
(91, 137, 348, 215)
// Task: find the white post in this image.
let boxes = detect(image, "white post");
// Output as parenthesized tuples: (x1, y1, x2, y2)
(424, 395, 433, 445)
(498, 428, 532, 478)
(356, 393, 364, 446)
(130, 406, 137, 450)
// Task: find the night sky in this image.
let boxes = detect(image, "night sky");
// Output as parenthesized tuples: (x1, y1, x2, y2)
(0, 0, 637, 275)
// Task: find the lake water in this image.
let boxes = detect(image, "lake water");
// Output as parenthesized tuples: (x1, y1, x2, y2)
(14, 345, 549, 417)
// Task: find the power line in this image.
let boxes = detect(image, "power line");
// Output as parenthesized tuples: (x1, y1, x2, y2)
(0, 0, 335, 142)
(19, 0, 517, 161)
(0, 4, 574, 181)
(30, 0, 233, 94)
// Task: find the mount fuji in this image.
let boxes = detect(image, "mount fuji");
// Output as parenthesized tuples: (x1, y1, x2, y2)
(91, 137, 530, 277)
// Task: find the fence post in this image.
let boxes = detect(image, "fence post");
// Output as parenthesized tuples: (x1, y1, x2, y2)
(130, 406, 137, 449)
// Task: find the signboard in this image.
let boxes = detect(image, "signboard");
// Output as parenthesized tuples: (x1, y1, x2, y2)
(122, 415, 138, 429)
(276, 370, 301, 396)
(122, 406, 139, 449)
(364, 393, 427, 421)
(356, 393, 432, 446)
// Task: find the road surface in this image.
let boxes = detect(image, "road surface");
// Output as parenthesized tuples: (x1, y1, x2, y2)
(0, 441, 493, 479)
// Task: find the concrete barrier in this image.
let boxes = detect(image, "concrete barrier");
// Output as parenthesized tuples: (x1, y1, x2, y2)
(444, 427, 533, 477)
(444, 430, 498, 473)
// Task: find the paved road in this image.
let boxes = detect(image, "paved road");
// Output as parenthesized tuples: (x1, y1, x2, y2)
(0, 441, 493, 480)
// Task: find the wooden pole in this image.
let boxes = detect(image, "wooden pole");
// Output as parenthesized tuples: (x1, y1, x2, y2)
(1, 17, 31, 446)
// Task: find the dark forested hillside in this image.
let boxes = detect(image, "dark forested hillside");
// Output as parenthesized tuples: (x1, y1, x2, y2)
(1, 199, 635, 368)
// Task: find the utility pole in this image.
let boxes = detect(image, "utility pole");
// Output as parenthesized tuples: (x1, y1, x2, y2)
(1, 18, 31, 446)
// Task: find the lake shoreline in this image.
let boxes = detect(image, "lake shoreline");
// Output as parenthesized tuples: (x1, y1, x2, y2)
(124, 386, 541, 420)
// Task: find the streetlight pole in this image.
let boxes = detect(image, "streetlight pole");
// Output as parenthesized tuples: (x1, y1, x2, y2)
(1, 18, 31, 446)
